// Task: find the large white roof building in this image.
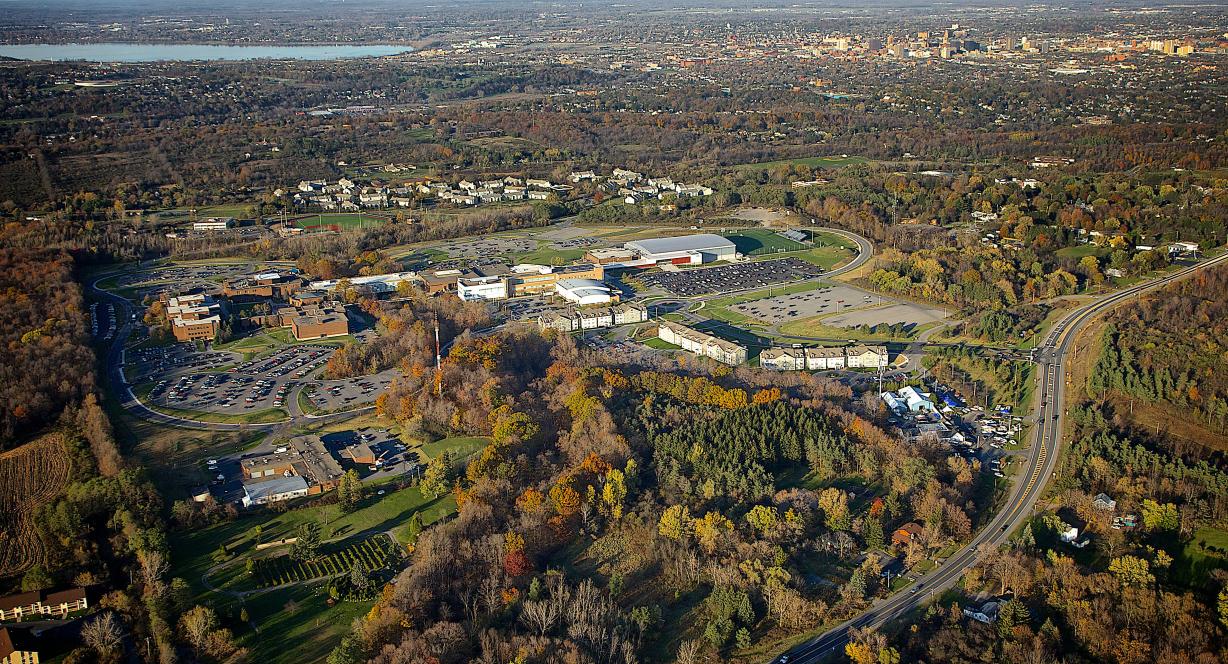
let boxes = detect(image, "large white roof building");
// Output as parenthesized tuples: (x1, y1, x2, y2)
(556, 278, 615, 305)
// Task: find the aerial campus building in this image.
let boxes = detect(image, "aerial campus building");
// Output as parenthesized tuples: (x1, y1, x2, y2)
(585, 233, 738, 268)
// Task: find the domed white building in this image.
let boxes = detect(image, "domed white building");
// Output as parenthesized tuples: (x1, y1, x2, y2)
(555, 278, 615, 305)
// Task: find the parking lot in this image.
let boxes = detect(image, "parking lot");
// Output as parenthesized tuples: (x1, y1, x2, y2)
(127, 345, 242, 383)
(731, 283, 875, 323)
(437, 236, 535, 260)
(135, 344, 340, 415)
(642, 257, 826, 297)
(110, 262, 271, 291)
(499, 295, 557, 322)
(302, 369, 398, 413)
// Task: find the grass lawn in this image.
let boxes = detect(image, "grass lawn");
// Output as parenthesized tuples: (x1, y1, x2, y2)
(145, 402, 289, 425)
(733, 154, 869, 171)
(722, 228, 806, 255)
(419, 435, 489, 462)
(292, 213, 392, 232)
(214, 328, 354, 360)
(641, 337, 682, 350)
(235, 582, 373, 664)
(512, 243, 588, 266)
(172, 484, 457, 596)
(787, 246, 857, 270)
(1174, 527, 1228, 586)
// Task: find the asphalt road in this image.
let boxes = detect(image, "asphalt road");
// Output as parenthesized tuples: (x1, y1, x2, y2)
(776, 251, 1228, 664)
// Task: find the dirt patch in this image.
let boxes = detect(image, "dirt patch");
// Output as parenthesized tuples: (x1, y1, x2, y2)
(729, 207, 794, 225)
(0, 434, 71, 576)
(1107, 394, 1228, 454)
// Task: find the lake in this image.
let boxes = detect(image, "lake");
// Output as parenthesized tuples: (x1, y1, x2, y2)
(0, 43, 412, 62)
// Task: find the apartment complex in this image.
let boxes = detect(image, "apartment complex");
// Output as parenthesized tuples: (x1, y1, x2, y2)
(538, 302, 648, 332)
(0, 627, 38, 664)
(0, 588, 88, 622)
(657, 320, 748, 365)
(759, 344, 889, 371)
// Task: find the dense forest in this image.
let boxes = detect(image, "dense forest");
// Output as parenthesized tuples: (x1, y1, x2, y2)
(0, 247, 95, 448)
(341, 321, 1000, 662)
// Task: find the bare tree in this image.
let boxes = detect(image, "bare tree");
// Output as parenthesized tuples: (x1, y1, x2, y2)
(82, 611, 125, 656)
(676, 640, 703, 664)
(519, 599, 558, 637)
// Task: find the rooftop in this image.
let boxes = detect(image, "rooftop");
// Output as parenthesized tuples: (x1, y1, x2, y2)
(625, 233, 736, 255)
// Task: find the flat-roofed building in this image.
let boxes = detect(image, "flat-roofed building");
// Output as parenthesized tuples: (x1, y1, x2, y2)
(506, 263, 605, 297)
(458, 275, 509, 301)
(164, 294, 222, 342)
(625, 234, 737, 265)
(241, 475, 309, 508)
(658, 320, 747, 365)
(556, 278, 615, 305)
(192, 217, 235, 232)
(310, 271, 418, 296)
(222, 271, 305, 299)
(289, 305, 349, 340)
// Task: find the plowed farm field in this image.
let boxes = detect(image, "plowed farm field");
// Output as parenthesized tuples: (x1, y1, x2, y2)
(0, 434, 70, 577)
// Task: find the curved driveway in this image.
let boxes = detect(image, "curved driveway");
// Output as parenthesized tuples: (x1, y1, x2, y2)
(88, 275, 374, 433)
(777, 250, 1228, 664)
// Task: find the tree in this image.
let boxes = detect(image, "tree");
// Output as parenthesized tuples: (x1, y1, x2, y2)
(337, 469, 364, 512)
(601, 468, 628, 520)
(693, 511, 734, 554)
(818, 487, 851, 531)
(1109, 555, 1154, 587)
(421, 451, 454, 499)
(20, 565, 53, 592)
(997, 598, 1030, 637)
(349, 560, 370, 596)
(746, 504, 780, 538)
(179, 605, 218, 652)
(328, 634, 366, 664)
(291, 522, 322, 562)
(81, 611, 125, 657)
(405, 511, 424, 544)
(659, 504, 692, 541)
(1141, 499, 1178, 531)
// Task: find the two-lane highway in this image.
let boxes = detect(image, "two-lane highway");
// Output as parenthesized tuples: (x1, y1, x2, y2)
(777, 251, 1228, 663)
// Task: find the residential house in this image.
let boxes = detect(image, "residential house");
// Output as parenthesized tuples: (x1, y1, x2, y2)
(962, 600, 1002, 624)
(891, 522, 924, 546)
(1093, 493, 1117, 512)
